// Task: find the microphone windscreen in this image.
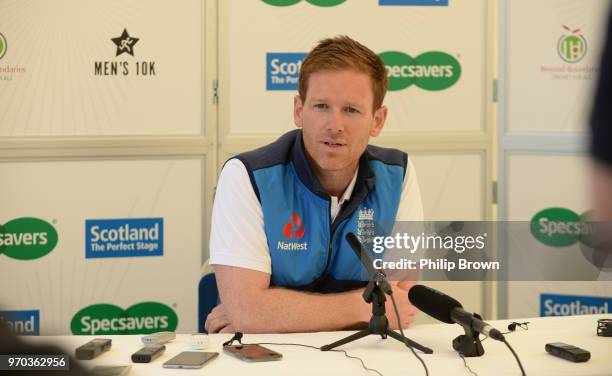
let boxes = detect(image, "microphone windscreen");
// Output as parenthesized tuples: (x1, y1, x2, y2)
(408, 285, 462, 324)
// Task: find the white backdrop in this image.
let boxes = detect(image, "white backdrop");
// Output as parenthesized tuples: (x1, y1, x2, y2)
(0, 0, 203, 136)
(500, 0, 612, 319)
(0, 158, 203, 334)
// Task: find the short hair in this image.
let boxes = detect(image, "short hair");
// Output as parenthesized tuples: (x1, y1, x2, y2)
(298, 35, 388, 111)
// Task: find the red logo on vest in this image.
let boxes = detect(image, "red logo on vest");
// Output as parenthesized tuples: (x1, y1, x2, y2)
(283, 213, 305, 239)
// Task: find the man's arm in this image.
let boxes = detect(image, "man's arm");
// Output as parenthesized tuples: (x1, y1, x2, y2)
(207, 265, 372, 333)
(205, 265, 415, 333)
(205, 159, 416, 333)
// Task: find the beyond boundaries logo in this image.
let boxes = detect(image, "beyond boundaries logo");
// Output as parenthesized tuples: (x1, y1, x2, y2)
(558, 25, 587, 63)
(0, 218, 58, 260)
(530, 208, 593, 247)
(0, 310, 40, 335)
(71, 302, 177, 335)
(262, 0, 346, 6)
(85, 218, 163, 258)
(379, 51, 461, 91)
(0, 32, 27, 81)
(541, 293, 610, 316)
(0, 32, 7, 59)
(94, 28, 156, 77)
(267, 53, 306, 90)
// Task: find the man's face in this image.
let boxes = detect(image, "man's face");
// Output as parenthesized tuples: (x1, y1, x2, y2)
(294, 69, 387, 176)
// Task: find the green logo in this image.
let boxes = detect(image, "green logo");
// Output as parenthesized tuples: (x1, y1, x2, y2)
(0, 32, 7, 59)
(558, 25, 587, 63)
(262, 0, 345, 6)
(379, 51, 461, 91)
(531, 208, 593, 247)
(71, 302, 178, 335)
(0, 218, 58, 260)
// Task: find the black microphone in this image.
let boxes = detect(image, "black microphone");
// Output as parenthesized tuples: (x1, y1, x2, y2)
(408, 285, 505, 341)
(345, 232, 392, 295)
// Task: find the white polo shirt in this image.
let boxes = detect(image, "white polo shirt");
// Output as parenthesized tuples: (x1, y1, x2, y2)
(209, 157, 424, 274)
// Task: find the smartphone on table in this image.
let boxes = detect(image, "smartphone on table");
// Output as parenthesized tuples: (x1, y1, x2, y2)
(162, 351, 219, 369)
(223, 344, 282, 362)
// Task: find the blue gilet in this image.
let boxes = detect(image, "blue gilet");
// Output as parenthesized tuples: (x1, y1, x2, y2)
(233, 130, 407, 293)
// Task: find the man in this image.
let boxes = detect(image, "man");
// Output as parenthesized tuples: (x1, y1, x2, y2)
(591, 10, 612, 222)
(205, 36, 423, 333)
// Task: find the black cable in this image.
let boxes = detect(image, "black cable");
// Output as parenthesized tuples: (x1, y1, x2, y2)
(244, 341, 384, 376)
(459, 354, 479, 376)
(502, 338, 527, 376)
(479, 330, 511, 342)
(389, 293, 429, 376)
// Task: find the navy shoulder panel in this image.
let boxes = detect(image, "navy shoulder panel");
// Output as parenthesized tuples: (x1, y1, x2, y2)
(226, 130, 298, 203)
(233, 129, 298, 172)
(366, 144, 407, 169)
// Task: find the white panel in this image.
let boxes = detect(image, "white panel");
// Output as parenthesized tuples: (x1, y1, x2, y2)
(411, 153, 484, 221)
(225, 0, 486, 135)
(505, 154, 611, 318)
(0, 0, 202, 136)
(506, 0, 609, 133)
(507, 154, 590, 221)
(0, 158, 202, 334)
(410, 153, 485, 323)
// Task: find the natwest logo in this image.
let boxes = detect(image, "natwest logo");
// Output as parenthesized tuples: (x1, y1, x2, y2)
(278, 213, 308, 251)
(283, 213, 305, 238)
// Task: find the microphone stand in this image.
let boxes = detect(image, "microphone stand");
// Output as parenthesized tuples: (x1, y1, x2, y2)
(452, 312, 485, 357)
(320, 273, 433, 354)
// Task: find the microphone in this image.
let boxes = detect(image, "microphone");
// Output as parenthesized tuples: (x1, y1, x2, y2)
(408, 285, 505, 341)
(345, 232, 392, 295)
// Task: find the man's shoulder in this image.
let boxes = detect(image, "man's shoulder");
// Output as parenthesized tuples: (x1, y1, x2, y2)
(232, 130, 298, 172)
(366, 144, 407, 168)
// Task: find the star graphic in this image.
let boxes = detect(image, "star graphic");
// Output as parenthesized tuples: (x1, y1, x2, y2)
(111, 28, 139, 57)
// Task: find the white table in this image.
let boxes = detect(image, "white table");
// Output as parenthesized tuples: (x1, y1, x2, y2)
(24, 314, 612, 376)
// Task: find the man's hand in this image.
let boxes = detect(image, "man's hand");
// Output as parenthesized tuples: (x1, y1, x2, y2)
(385, 280, 417, 330)
(204, 304, 235, 333)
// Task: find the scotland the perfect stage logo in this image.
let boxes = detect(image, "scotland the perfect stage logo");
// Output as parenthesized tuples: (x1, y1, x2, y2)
(85, 217, 163, 258)
(266, 52, 307, 90)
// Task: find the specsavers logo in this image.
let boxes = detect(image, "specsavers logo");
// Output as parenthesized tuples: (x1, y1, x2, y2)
(379, 0, 448, 5)
(0, 218, 58, 260)
(71, 302, 178, 335)
(530, 208, 593, 247)
(262, 0, 346, 6)
(379, 51, 461, 91)
(558, 25, 587, 63)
